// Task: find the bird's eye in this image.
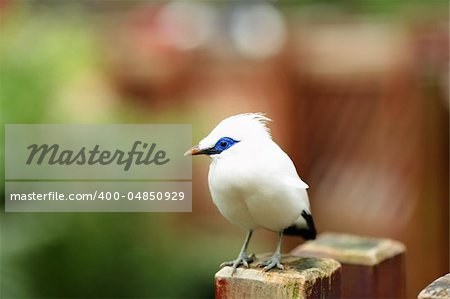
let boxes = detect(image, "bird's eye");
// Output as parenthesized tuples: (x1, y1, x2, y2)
(213, 137, 239, 154)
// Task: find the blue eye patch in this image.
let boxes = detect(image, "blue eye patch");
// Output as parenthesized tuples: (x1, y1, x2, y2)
(203, 137, 239, 155)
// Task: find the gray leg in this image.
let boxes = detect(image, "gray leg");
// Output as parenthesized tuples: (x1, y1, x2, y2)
(258, 231, 284, 271)
(220, 230, 255, 275)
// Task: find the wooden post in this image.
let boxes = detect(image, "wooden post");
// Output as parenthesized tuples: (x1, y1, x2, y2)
(214, 254, 341, 299)
(291, 232, 406, 299)
(418, 273, 450, 299)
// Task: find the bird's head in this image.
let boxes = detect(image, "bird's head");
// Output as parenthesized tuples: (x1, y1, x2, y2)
(184, 113, 272, 157)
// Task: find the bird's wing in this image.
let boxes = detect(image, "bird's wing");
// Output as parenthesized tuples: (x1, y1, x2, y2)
(267, 142, 309, 190)
(282, 176, 309, 190)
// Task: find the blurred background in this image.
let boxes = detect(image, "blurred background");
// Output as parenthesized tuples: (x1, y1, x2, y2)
(0, 0, 448, 298)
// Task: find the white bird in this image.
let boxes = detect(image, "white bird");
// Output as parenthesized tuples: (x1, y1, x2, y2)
(185, 113, 316, 274)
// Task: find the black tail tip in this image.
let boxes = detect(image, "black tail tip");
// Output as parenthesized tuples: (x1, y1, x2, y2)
(283, 226, 317, 240)
(283, 210, 317, 240)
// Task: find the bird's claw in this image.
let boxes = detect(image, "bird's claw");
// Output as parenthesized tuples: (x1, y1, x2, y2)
(258, 254, 284, 272)
(246, 253, 256, 263)
(220, 253, 255, 275)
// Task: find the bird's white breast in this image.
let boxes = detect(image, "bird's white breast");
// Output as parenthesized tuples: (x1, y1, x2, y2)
(208, 140, 310, 232)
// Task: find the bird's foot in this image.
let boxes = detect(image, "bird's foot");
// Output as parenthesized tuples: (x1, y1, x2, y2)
(220, 253, 256, 275)
(258, 253, 284, 272)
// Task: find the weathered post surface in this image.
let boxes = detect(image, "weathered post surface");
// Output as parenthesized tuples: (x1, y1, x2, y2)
(215, 254, 341, 299)
(291, 232, 406, 299)
(418, 273, 450, 299)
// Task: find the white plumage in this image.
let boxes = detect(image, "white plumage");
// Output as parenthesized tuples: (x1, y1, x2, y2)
(186, 113, 316, 274)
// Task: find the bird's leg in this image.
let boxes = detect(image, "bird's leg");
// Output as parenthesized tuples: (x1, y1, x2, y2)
(220, 230, 255, 275)
(258, 231, 284, 271)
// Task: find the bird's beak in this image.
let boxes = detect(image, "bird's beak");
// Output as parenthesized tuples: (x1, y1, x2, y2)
(184, 145, 204, 156)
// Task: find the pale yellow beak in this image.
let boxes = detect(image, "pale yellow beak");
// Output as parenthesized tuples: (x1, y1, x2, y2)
(184, 145, 203, 156)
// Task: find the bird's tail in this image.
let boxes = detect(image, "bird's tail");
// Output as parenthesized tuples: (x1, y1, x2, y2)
(283, 210, 317, 240)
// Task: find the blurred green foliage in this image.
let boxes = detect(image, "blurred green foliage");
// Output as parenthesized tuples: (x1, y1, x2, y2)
(0, 10, 96, 124)
(0, 5, 228, 298)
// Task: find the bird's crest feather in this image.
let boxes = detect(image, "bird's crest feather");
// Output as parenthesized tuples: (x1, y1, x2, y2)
(199, 112, 273, 149)
(227, 112, 272, 137)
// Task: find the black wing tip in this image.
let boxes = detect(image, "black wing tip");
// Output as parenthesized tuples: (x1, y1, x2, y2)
(283, 210, 317, 240)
